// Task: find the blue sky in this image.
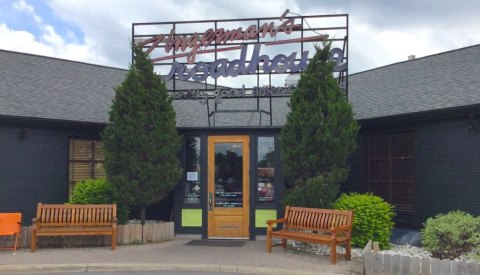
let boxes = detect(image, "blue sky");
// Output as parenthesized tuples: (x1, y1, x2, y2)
(1, 0, 479, 74)
(0, 1, 83, 43)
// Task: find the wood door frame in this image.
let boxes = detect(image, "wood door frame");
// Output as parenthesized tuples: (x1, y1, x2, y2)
(207, 135, 250, 239)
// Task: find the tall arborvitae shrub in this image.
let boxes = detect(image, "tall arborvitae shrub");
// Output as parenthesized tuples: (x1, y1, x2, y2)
(280, 42, 359, 208)
(103, 46, 182, 225)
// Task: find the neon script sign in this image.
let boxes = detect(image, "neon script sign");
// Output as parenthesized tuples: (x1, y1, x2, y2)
(138, 16, 332, 81)
(166, 44, 309, 81)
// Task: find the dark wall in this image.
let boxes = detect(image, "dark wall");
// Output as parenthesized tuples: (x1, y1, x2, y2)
(0, 122, 101, 225)
(344, 115, 480, 226)
(342, 134, 367, 194)
(414, 118, 480, 224)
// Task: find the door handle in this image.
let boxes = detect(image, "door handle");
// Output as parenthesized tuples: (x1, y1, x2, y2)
(208, 192, 213, 211)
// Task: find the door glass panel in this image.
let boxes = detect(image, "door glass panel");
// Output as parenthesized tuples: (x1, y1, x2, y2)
(257, 137, 275, 204)
(214, 143, 243, 208)
(184, 137, 201, 205)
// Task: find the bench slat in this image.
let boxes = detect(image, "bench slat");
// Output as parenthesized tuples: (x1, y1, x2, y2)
(39, 204, 115, 209)
(37, 227, 113, 233)
(271, 230, 349, 244)
(38, 222, 114, 226)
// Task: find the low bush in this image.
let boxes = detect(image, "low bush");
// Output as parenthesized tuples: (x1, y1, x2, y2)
(333, 193, 395, 249)
(70, 178, 114, 204)
(70, 178, 128, 224)
(422, 210, 480, 260)
(282, 170, 344, 209)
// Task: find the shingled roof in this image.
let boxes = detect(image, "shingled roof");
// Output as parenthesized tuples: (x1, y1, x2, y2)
(0, 50, 126, 124)
(1, 45, 480, 127)
(349, 44, 480, 120)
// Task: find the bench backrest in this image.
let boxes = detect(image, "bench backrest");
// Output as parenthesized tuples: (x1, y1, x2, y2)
(35, 203, 116, 226)
(284, 206, 353, 231)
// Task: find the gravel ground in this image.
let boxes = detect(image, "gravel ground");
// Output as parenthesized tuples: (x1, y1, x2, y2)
(288, 241, 480, 263)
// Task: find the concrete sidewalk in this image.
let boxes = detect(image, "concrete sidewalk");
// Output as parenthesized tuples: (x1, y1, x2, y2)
(0, 239, 362, 274)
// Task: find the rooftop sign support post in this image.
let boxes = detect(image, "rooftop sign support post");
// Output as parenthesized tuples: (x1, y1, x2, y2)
(132, 11, 348, 126)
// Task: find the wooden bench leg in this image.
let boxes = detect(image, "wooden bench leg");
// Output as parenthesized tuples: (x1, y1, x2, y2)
(330, 241, 337, 264)
(111, 230, 117, 250)
(266, 234, 272, 253)
(281, 238, 286, 249)
(345, 239, 351, 261)
(31, 231, 37, 253)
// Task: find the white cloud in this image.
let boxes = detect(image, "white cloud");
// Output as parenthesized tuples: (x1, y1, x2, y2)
(2, 0, 480, 74)
(0, 1, 118, 68)
(0, 23, 52, 55)
(12, 0, 42, 23)
(0, 23, 110, 67)
(41, 25, 64, 47)
(12, 0, 34, 14)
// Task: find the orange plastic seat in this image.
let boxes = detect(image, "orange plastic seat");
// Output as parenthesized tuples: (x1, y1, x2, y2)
(0, 213, 22, 254)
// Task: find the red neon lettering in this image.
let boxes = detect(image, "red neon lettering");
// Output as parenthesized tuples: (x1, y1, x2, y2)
(139, 18, 301, 63)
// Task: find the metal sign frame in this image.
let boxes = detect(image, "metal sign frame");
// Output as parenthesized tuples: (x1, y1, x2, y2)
(132, 12, 348, 126)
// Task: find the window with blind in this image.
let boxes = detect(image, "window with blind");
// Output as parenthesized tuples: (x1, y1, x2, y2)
(68, 139, 105, 198)
(367, 133, 415, 211)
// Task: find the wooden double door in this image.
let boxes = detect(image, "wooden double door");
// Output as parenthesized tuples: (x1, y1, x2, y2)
(207, 136, 249, 239)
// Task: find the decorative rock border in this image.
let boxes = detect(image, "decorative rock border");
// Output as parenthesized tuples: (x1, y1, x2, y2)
(362, 240, 480, 275)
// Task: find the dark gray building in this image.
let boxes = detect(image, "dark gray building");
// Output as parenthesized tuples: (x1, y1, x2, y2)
(1, 45, 479, 238)
(345, 45, 480, 225)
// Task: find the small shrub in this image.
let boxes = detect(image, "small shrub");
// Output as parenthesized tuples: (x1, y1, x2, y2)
(333, 193, 395, 249)
(70, 178, 128, 224)
(70, 178, 114, 204)
(422, 210, 480, 260)
(282, 170, 344, 209)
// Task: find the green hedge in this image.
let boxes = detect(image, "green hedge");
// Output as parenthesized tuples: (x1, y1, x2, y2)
(70, 178, 114, 204)
(70, 178, 128, 224)
(333, 193, 395, 249)
(422, 210, 480, 260)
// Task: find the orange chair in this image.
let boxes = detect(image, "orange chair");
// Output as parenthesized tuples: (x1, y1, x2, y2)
(0, 213, 22, 254)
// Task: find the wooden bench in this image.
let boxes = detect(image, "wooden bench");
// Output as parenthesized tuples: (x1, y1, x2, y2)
(31, 203, 117, 252)
(266, 206, 353, 264)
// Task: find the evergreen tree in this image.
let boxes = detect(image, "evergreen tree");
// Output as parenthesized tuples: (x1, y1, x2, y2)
(280, 42, 359, 207)
(102, 46, 182, 225)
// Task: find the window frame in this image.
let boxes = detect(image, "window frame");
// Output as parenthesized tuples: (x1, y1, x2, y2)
(67, 138, 105, 199)
(366, 132, 415, 212)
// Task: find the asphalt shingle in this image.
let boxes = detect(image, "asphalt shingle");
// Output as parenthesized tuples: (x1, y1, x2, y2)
(2, 45, 480, 127)
(349, 45, 480, 120)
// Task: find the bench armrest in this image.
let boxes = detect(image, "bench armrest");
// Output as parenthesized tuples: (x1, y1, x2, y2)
(266, 218, 286, 225)
(267, 219, 287, 235)
(330, 225, 352, 233)
(330, 225, 352, 240)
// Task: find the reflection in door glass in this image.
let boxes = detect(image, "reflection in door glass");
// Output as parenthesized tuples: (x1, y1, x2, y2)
(214, 143, 243, 208)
